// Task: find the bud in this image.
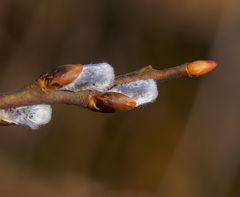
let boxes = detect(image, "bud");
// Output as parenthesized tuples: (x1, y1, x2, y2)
(139, 65, 153, 72)
(186, 60, 217, 76)
(109, 79, 158, 107)
(0, 105, 52, 129)
(87, 93, 136, 113)
(37, 64, 83, 91)
(62, 63, 115, 92)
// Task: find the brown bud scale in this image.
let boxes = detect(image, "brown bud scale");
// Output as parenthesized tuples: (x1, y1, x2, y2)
(36, 64, 83, 91)
(140, 65, 153, 72)
(0, 120, 15, 126)
(186, 60, 217, 76)
(87, 92, 136, 113)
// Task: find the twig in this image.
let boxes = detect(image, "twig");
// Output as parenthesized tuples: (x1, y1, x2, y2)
(0, 60, 217, 110)
(0, 60, 217, 127)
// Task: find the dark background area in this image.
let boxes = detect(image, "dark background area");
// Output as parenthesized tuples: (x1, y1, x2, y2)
(0, 0, 239, 196)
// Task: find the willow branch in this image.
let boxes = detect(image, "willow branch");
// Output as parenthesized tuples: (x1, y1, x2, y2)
(0, 60, 217, 111)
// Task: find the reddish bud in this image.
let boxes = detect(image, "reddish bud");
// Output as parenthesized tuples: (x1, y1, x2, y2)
(37, 64, 83, 91)
(186, 60, 217, 76)
(140, 65, 153, 72)
(87, 92, 136, 113)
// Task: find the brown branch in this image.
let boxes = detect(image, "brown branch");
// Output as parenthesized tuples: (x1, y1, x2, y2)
(0, 84, 93, 109)
(0, 60, 217, 112)
(115, 64, 188, 84)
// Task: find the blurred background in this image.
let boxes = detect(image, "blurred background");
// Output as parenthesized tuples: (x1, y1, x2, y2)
(0, 0, 239, 196)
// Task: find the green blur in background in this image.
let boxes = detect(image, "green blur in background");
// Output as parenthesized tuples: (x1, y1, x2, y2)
(0, 0, 239, 196)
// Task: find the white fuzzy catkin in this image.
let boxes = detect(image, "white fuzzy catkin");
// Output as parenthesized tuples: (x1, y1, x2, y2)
(109, 79, 158, 106)
(62, 63, 115, 92)
(0, 105, 52, 130)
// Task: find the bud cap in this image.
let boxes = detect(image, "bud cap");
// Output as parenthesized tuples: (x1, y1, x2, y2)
(186, 60, 217, 76)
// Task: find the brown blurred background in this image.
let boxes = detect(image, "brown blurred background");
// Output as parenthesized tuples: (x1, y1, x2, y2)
(0, 0, 239, 196)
